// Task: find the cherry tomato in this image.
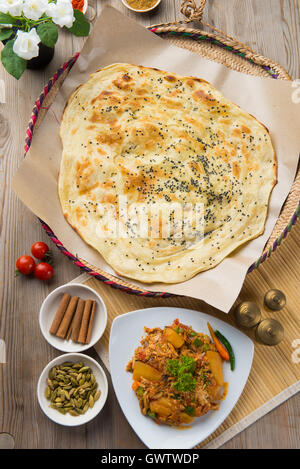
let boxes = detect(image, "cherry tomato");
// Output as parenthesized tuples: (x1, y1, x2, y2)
(16, 255, 36, 275)
(34, 262, 54, 281)
(31, 241, 50, 260)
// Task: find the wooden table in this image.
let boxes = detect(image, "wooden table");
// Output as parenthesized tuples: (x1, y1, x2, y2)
(0, 0, 299, 449)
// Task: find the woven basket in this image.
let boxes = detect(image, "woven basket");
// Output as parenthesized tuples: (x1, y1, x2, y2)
(24, 1, 300, 297)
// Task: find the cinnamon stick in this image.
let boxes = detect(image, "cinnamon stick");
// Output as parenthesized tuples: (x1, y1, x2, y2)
(77, 299, 93, 344)
(70, 298, 85, 342)
(49, 293, 71, 335)
(66, 309, 77, 341)
(85, 300, 97, 344)
(56, 296, 79, 339)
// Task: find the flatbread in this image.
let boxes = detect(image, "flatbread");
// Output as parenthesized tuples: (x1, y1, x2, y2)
(58, 63, 276, 283)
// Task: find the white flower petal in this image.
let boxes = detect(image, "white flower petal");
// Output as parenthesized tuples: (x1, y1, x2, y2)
(0, 2, 9, 14)
(46, 0, 75, 28)
(22, 0, 48, 20)
(13, 28, 41, 60)
(45, 3, 56, 16)
(5, 0, 24, 17)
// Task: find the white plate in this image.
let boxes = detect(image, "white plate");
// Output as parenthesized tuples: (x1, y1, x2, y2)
(37, 352, 108, 426)
(39, 283, 107, 352)
(109, 307, 254, 449)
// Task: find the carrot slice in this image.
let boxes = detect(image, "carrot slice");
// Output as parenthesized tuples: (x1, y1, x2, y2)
(207, 322, 230, 361)
(132, 380, 141, 392)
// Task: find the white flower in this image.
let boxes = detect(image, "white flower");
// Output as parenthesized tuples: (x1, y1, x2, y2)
(22, 0, 48, 20)
(0, 0, 9, 13)
(0, 0, 24, 16)
(13, 28, 40, 60)
(46, 0, 75, 28)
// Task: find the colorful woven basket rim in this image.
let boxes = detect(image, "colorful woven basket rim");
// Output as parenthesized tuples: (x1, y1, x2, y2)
(24, 29, 300, 298)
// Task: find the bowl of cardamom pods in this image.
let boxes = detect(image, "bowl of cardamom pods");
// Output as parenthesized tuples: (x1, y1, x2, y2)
(37, 353, 108, 426)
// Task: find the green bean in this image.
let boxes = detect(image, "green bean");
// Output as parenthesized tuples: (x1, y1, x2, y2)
(215, 330, 235, 371)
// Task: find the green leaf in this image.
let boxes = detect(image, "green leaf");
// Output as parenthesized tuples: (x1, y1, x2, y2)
(166, 359, 180, 377)
(179, 355, 196, 374)
(1, 40, 27, 80)
(173, 372, 196, 392)
(202, 343, 210, 352)
(193, 337, 203, 347)
(67, 9, 90, 37)
(185, 406, 195, 416)
(147, 410, 156, 419)
(136, 386, 144, 397)
(37, 22, 58, 48)
(0, 28, 14, 41)
(0, 12, 16, 25)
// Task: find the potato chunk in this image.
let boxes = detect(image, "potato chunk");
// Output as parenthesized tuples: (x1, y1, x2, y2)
(149, 397, 174, 417)
(132, 361, 162, 382)
(206, 351, 224, 386)
(179, 413, 194, 424)
(164, 327, 185, 348)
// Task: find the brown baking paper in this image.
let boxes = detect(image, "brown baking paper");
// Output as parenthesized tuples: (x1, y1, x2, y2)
(12, 6, 300, 312)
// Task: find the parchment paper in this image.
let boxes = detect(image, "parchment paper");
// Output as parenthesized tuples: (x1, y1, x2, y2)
(12, 6, 300, 312)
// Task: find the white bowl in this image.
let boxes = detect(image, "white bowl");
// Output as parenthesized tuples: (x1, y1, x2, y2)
(39, 283, 107, 353)
(109, 306, 254, 449)
(121, 0, 162, 13)
(37, 352, 108, 426)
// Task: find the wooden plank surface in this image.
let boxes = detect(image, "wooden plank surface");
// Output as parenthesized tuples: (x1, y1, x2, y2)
(0, 0, 299, 449)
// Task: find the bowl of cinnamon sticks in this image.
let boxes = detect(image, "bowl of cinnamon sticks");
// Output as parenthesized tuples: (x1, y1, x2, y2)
(39, 283, 107, 352)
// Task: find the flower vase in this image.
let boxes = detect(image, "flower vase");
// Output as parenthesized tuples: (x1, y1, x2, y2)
(27, 43, 55, 70)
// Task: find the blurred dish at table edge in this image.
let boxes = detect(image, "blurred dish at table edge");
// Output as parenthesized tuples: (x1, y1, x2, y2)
(72, 0, 88, 13)
(121, 0, 162, 13)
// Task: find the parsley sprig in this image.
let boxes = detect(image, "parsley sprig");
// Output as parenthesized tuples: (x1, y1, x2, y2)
(166, 356, 197, 392)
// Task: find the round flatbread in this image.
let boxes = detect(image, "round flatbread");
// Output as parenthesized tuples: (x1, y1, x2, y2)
(58, 63, 276, 283)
